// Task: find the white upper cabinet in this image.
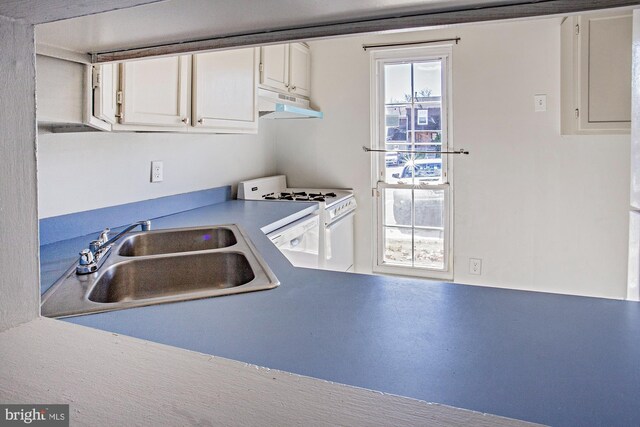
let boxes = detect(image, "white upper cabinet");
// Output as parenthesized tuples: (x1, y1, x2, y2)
(37, 55, 84, 125)
(192, 48, 259, 133)
(119, 55, 190, 128)
(40, 49, 261, 134)
(93, 63, 118, 125)
(561, 11, 632, 134)
(260, 44, 289, 93)
(260, 42, 311, 98)
(288, 43, 311, 98)
(36, 54, 111, 132)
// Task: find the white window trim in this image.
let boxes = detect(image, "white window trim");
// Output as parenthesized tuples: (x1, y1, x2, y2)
(369, 45, 454, 281)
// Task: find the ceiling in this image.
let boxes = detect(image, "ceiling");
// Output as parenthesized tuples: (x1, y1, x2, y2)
(0, 0, 164, 24)
(34, 0, 528, 54)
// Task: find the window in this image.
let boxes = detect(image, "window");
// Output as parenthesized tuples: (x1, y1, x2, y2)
(371, 47, 452, 279)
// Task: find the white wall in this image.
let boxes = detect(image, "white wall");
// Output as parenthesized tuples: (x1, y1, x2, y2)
(37, 125, 277, 218)
(0, 15, 40, 330)
(275, 17, 631, 299)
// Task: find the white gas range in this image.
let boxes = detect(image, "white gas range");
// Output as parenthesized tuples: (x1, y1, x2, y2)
(238, 175, 356, 272)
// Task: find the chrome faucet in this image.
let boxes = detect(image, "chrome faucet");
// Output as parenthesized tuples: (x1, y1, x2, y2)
(77, 220, 151, 274)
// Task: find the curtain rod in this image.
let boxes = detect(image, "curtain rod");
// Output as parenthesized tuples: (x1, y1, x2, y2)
(363, 146, 469, 155)
(362, 37, 460, 51)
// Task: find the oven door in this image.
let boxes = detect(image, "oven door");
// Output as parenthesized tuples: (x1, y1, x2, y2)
(267, 214, 320, 269)
(324, 211, 355, 272)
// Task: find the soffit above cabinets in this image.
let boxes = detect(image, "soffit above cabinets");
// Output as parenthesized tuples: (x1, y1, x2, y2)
(34, 0, 529, 58)
(34, 0, 639, 63)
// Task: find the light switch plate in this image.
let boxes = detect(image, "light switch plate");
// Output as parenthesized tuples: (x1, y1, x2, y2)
(534, 94, 547, 112)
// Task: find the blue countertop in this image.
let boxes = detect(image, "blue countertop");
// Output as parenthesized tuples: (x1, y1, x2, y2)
(40, 200, 640, 427)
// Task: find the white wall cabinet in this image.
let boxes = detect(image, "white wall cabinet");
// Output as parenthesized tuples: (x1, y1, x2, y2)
(119, 55, 191, 128)
(36, 54, 111, 132)
(260, 43, 311, 98)
(93, 63, 118, 125)
(288, 43, 311, 98)
(39, 48, 262, 134)
(192, 48, 259, 133)
(561, 11, 632, 135)
(260, 45, 289, 93)
(37, 55, 84, 125)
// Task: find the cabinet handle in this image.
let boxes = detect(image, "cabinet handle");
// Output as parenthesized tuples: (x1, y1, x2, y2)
(285, 83, 290, 88)
(291, 86, 296, 91)
(198, 118, 204, 125)
(182, 117, 190, 125)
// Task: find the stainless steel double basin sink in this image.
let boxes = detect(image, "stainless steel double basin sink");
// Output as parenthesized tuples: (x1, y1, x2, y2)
(41, 225, 279, 318)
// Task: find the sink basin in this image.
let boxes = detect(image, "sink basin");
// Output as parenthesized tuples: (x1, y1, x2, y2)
(118, 227, 236, 256)
(90, 252, 254, 303)
(41, 224, 279, 318)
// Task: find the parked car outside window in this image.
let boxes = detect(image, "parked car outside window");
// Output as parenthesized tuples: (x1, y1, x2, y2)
(392, 158, 442, 181)
(385, 152, 398, 167)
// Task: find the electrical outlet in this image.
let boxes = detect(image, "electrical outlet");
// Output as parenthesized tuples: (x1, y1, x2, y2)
(534, 94, 547, 112)
(469, 258, 482, 275)
(151, 161, 163, 183)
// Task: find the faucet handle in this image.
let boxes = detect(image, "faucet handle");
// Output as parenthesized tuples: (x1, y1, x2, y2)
(98, 228, 110, 243)
(89, 240, 102, 254)
(79, 249, 94, 265)
(141, 220, 151, 231)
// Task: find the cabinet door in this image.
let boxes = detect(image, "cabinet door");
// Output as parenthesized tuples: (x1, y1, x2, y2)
(93, 64, 117, 124)
(289, 43, 311, 98)
(192, 48, 258, 133)
(260, 44, 289, 92)
(120, 55, 190, 127)
(36, 55, 84, 124)
(580, 13, 632, 127)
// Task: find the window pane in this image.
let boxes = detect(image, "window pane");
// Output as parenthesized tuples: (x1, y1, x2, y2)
(413, 105, 441, 131)
(384, 188, 411, 226)
(385, 148, 415, 183)
(415, 131, 441, 145)
(385, 105, 409, 143)
(390, 157, 442, 185)
(410, 158, 443, 183)
(413, 61, 441, 97)
(384, 63, 411, 104)
(414, 228, 444, 269)
(414, 189, 444, 229)
(383, 226, 412, 265)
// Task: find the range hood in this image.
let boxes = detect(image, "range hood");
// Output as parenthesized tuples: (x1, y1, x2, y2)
(258, 87, 323, 119)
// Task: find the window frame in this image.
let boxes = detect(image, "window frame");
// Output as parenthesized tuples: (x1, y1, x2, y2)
(370, 45, 454, 280)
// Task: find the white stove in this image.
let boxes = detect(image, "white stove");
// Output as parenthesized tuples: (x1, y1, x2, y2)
(238, 175, 356, 225)
(238, 175, 356, 272)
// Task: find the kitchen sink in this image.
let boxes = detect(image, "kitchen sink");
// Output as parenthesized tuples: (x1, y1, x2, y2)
(89, 252, 255, 303)
(118, 227, 237, 256)
(41, 225, 278, 318)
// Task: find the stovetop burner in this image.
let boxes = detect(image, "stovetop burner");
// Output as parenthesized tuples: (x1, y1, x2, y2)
(309, 192, 337, 198)
(262, 191, 337, 201)
(238, 176, 353, 209)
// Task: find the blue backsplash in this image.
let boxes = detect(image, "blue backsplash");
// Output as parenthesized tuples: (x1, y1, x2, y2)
(39, 186, 232, 245)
